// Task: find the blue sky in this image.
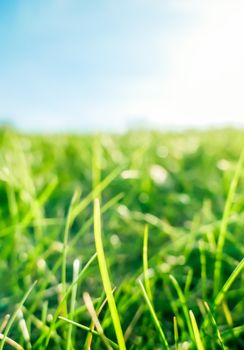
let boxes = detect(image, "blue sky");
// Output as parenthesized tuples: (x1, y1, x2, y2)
(0, 0, 243, 131)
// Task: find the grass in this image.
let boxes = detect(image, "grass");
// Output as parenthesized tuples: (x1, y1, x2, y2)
(143, 225, 153, 302)
(94, 198, 126, 350)
(173, 316, 179, 350)
(0, 280, 37, 350)
(0, 127, 243, 349)
(189, 310, 204, 350)
(138, 280, 169, 349)
(213, 150, 244, 296)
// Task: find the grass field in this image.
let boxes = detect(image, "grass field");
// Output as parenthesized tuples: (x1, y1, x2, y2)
(0, 127, 243, 349)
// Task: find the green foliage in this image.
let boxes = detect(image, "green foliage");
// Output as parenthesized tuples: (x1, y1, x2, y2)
(0, 128, 243, 349)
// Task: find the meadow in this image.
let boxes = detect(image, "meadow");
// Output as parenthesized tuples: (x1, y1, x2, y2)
(0, 127, 243, 349)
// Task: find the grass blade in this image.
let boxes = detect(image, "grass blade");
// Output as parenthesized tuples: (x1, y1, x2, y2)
(71, 167, 122, 222)
(169, 275, 194, 341)
(199, 241, 207, 300)
(124, 306, 143, 342)
(214, 150, 244, 295)
(59, 316, 119, 349)
(62, 190, 79, 316)
(214, 257, 244, 306)
(66, 258, 80, 350)
(173, 316, 179, 350)
(83, 292, 113, 350)
(85, 288, 116, 349)
(189, 310, 205, 350)
(0, 280, 37, 350)
(93, 198, 126, 350)
(221, 325, 244, 341)
(222, 301, 233, 327)
(41, 253, 97, 348)
(184, 268, 193, 295)
(203, 302, 225, 350)
(143, 224, 153, 302)
(0, 334, 23, 350)
(138, 280, 169, 349)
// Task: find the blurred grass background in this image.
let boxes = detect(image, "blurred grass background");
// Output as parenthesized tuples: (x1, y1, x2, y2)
(0, 127, 243, 349)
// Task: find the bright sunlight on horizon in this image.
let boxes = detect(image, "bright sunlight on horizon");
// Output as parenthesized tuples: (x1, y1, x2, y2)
(0, 0, 244, 132)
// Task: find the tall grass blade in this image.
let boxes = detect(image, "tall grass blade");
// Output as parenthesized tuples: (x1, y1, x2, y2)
(143, 224, 153, 301)
(203, 302, 225, 350)
(93, 198, 126, 350)
(199, 241, 207, 300)
(138, 280, 169, 349)
(169, 275, 194, 341)
(62, 190, 79, 315)
(214, 150, 244, 295)
(66, 258, 80, 350)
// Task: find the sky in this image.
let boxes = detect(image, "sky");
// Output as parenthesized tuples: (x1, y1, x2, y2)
(0, 0, 244, 132)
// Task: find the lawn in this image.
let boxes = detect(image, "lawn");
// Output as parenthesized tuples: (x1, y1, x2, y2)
(0, 127, 243, 349)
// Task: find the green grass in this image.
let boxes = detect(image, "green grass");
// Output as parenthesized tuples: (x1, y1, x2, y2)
(94, 198, 126, 350)
(138, 280, 169, 349)
(143, 225, 153, 302)
(0, 127, 243, 349)
(189, 310, 204, 350)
